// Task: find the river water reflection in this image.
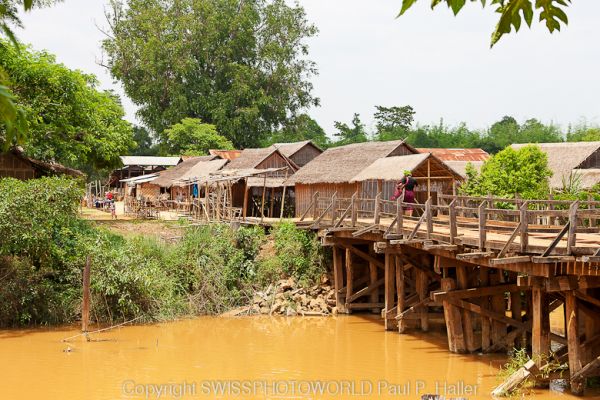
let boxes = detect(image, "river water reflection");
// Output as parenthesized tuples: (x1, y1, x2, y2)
(0, 315, 594, 399)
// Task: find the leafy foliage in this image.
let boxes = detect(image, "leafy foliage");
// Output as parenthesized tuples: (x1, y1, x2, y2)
(0, 178, 328, 327)
(373, 105, 415, 141)
(397, 0, 571, 46)
(460, 145, 552, 199)
(266, 113, 331, 149)
(162, 118, 233, 156)
(0, 41, 135, 171)
(130, 125, 159, 156)
(103, 0, 319, 148)
(333, 113, 368, 146)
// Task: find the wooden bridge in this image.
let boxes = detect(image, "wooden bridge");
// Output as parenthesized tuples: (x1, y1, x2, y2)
(277, 192, 600, 396)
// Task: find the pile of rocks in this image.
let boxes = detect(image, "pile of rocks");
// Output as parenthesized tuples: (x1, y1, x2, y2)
(251, 277, 337, 316)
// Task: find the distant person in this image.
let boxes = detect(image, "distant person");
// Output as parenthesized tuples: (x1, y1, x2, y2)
(391, 170, 417, 216)
(106, 191, 113, 201)
(110, 201, 117, 220)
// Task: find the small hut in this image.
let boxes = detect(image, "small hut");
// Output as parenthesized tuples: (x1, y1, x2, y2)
(273, 140, 323, 167)
(0, 148, 83, 180)
(349, 153, 463, 204)
(223, 146, 298, 218)
(287, 140, 418, 216)
(145, 155, 221, 200)
(512, 141, 600, 190)
(110, 156, 182, 185)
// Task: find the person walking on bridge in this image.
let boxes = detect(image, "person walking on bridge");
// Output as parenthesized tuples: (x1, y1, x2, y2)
(391, 170, 417, 216)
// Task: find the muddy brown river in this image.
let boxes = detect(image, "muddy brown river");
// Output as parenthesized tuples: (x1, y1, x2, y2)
(0, 315, 595, 399)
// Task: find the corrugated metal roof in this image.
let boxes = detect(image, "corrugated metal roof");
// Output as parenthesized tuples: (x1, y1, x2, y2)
(120, 156, 182, 167)
(209, 149, 242, 160)
(416, 148, 490, 161)
(120, 173, 160, 183)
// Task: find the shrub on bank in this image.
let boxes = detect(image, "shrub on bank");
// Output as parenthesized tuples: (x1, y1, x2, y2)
(0, 177, 329, 327)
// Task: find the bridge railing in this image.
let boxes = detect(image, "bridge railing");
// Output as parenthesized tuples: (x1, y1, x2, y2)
(304, 193, 600, 257)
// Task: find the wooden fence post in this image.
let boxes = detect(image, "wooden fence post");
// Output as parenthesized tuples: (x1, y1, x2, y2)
(449, 199, 457, 244)
(520, 201, 529, 253)
(82, 256, 91, 333)
(396, 196, 403, 236)
(312, 191, 320, 221)
(479, 201, 487, 250)
(568, 201, 579, 255)
(374, 193, 381, 225)
(425, 198, 433, 239)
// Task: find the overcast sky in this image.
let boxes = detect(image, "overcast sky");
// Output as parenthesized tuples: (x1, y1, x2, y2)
(17, 0, 600, 136)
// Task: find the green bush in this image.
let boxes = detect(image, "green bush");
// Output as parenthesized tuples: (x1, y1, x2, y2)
(0, 177, 328, 327)
(255, 221, 327, 287)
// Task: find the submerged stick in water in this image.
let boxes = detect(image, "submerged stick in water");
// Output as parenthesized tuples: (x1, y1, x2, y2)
(62, 316, 143, 342)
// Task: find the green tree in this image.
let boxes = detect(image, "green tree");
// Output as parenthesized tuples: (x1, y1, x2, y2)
(398, 0, 571, 46)
(266, 113, 331, 148)
(333, 113, 368, 146)
(0, 41, 134, 171)
(131, 126, 159, 156)
(566, 123, 600, 142)
(162, 118, 233, 156)
(373, 105, 415, 141)
(460, 144, 552, 199)
(405, 120, 483, 148)
(103, 0, 319, 148)
(480, 116, 563, 153)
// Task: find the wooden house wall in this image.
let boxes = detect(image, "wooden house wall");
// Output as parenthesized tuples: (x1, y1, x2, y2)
(256, 152, 295, 177)
(0, 153, 36, 180)
(290, 145, 321, 167)
(294, 183, 357, 217)
(579, 149, 600, 169)
(389, 145, 415, 157)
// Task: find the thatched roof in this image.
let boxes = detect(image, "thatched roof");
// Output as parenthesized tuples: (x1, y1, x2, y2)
(224, 147, 296, 170)
(152, 157, 205, 188)
(511, 142, 600, 188)
(177, 159, 228, 183)
(247, 177, 292, 188)
(273, 140, 321, 157)
(350, 153, 462, 182)
(417, 148, 489, 161)
(11, 148, 84, 178)
(287, 140, 415, 184)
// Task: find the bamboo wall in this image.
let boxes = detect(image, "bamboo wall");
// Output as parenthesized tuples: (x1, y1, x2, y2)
(137, 183, 161, 199)
(579, 149, 600, 169)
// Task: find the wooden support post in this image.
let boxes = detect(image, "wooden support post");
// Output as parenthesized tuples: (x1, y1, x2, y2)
(509, 271, 523, 349)
(384, 252, 396, 331)
(427, 158, 431, 199)
(351, 191, 358, 227)
(205, 182, 211, 221)
(416, 269, 429, 332)
(312, 191, 319, 221)
(396, 256, 406, 333)
(374, 192, 381, 225)
(280, 171, 288, 220)
(491, 270, 507, 347)
(331, 192, 338, 224)
(82, 256, 91, 333)
(333, 246, 346, 313)
(480, 267, 491, 350)
(441, 277, 466, 353)
(425, 198, 433, 239)
(369, 246, 379, 314)
(345, 248, 353, 314)
(260, 174, 267, 223)
(532, 286, 550, 369)
(566, 291, 584, 395)
(457, 265, 476, 352)
(520, 201, 529, 253)
(478, 201, 487, 250)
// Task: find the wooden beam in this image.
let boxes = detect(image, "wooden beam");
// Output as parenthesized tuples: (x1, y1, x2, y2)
(532, 287, 550, 369)
(332, 246, 346, 313)
(396, 256, 406, 333)
(497, 222, 522, 258)
(347, 277, 385, 304)
(441, 278, 466, 353)
(433, 284, 523, 302)
(545, 276, 600, 292)
(417, 269, 429, 332)
(520, 201, 529, 253)
(490, 256, 531, 266)
(457, 265, 476, 352)
(345, 248, 353, 313)
(541, 221, 570, 257)
(384, 252, 396, 331)
(566, 291, 584, 395)
(336, 242, 384, 270)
